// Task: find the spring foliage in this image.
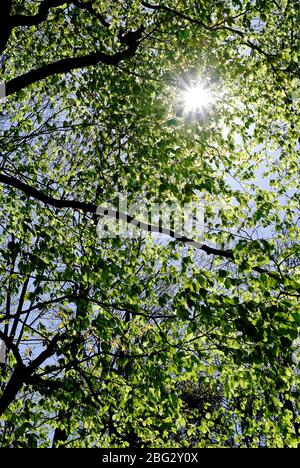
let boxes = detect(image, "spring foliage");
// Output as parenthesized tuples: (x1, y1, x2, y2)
(0, 0, 299, 448)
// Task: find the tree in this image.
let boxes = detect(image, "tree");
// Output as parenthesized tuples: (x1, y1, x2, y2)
(0, 0, 299, 448)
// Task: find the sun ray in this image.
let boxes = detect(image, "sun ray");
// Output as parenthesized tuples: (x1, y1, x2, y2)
(183, 82, 212, 112)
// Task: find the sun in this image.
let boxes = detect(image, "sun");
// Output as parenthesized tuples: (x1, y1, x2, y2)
(183, 82, 212, 112)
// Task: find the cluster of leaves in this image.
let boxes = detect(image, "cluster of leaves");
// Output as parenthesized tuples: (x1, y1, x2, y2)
(0, 0, 299, 448)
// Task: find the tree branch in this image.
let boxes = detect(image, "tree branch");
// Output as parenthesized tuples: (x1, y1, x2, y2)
(4, 43, 140, 97)
(9, 277, 30, 343)
(28, 333, 66, 373)
(0, 332, 65, 416)
(25, 374, 64, 391)
(0, 295, 74, 323)
(0, 1, 12, 52)
(0, 362, 27, 416)
(0, 0, 111, 55)
(0, 173, 96, 211)
(141, 1, 274, 59)
(0, 330, 23, 367)
(10, 0, 71, 27)
(72, 0, 110, 29)
(0, 172, 271, 273)
(141, 1, 211, 30)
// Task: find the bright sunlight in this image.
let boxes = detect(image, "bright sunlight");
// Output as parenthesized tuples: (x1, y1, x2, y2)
(183, 82, 212, 112)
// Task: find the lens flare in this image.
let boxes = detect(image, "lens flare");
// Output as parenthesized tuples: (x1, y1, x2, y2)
(183, 82, 212, 112)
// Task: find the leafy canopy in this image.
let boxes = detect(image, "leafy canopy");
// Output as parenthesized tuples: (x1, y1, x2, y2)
(0, 0, 299, 448)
